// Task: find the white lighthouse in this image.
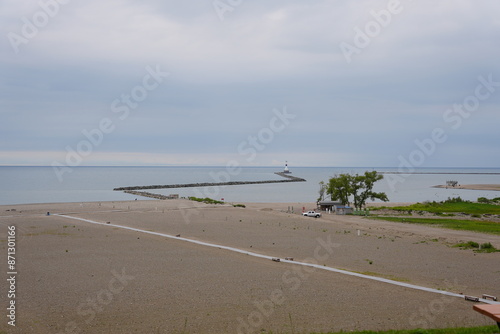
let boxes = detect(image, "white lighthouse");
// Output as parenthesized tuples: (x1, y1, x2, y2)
(283, 161, 291, 174)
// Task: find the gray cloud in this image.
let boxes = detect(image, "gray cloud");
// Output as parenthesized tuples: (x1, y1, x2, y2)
(1, 0, 499, 166)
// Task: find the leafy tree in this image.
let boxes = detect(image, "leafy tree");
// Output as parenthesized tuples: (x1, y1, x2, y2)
(326, 171, 388, 209)
(326, 173, 353, 206)
(352, 171, 389, 209)
(318, 181, 326, 202)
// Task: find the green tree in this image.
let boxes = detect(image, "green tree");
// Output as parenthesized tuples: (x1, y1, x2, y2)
(352, 171, 389, 210)
(326, 173, 353, 205)
(326, 171, 389, 209)
(318, 181, 326, 202)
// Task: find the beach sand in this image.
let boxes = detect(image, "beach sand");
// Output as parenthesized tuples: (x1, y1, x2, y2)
(1, 199, 499, 333)
(433, 184, 500, 191)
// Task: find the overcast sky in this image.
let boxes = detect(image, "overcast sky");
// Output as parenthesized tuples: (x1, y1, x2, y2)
(1, 0, 499, 167)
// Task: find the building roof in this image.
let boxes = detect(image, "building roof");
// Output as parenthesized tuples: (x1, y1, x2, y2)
(318, 201, 342, 205)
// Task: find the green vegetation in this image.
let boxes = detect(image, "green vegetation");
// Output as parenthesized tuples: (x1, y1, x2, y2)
(260, 325, 500, 334)
(233, 204, 246, 208)
(389, 197, 500, 215)
(187, 197, 224, 205)
(369, 197, 500, 235)
(454, 241, 479, 249)
(325, 171, 389, 210)
(369, 217, 500, 235)
(319, 326, 500, 334)
(454, 241, 499, 253)
(478, 197, 500, 204)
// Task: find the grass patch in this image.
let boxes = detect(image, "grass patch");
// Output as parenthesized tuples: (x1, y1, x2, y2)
(369, 217, 500, 235)
(233, 204, 246, 208)
(391, 200, 500, 215)
(478, 197, 500, 204)
(188, 197, 224, 205)
(454, 241, 499, 253)
(301, 326, 500, 334)
(262, 325, 500, 334)
(455, 241, 480, 249)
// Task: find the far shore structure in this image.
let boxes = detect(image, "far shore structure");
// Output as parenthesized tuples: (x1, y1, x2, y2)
(434, 183, 500, 191)
(283, 161, 291, 174)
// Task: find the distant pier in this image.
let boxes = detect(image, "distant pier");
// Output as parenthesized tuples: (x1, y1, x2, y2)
(113, 172, 306, 192)
(122, 190, 180, 200)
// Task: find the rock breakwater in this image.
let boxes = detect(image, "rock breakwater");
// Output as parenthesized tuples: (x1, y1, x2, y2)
(122, 191, 179, 200)
(113, 172, 306, 192)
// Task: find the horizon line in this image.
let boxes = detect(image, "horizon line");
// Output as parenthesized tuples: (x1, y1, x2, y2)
(0, 165, 498, 169)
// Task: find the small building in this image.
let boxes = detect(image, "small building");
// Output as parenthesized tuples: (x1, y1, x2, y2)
(317, 201, 353, 215)
(334, 205, 353, 215)
(317, 201, 342, 211)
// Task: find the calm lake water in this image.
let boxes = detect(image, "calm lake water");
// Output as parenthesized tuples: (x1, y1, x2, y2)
(1, 166, 500, 205)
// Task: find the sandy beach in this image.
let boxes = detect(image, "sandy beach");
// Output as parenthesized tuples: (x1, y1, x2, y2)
(433, 184, 500, 191)
(1, 199, 499, 333)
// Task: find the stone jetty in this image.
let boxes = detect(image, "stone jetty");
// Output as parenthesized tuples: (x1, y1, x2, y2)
(113, 172, 306, 192)
(122, 191, 179, 200)
(274, 172, 305, 181)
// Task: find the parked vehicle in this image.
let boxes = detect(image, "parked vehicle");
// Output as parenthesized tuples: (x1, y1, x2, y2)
(303, 211, 321, 218)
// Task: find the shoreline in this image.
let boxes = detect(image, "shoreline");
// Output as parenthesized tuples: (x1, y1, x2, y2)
(433, 184, 500, 191)
(0, 198, 412, 209)
(4, 168, 500, 207)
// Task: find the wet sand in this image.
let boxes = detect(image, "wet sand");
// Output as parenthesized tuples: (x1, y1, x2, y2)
(0, 199, 499, 333)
